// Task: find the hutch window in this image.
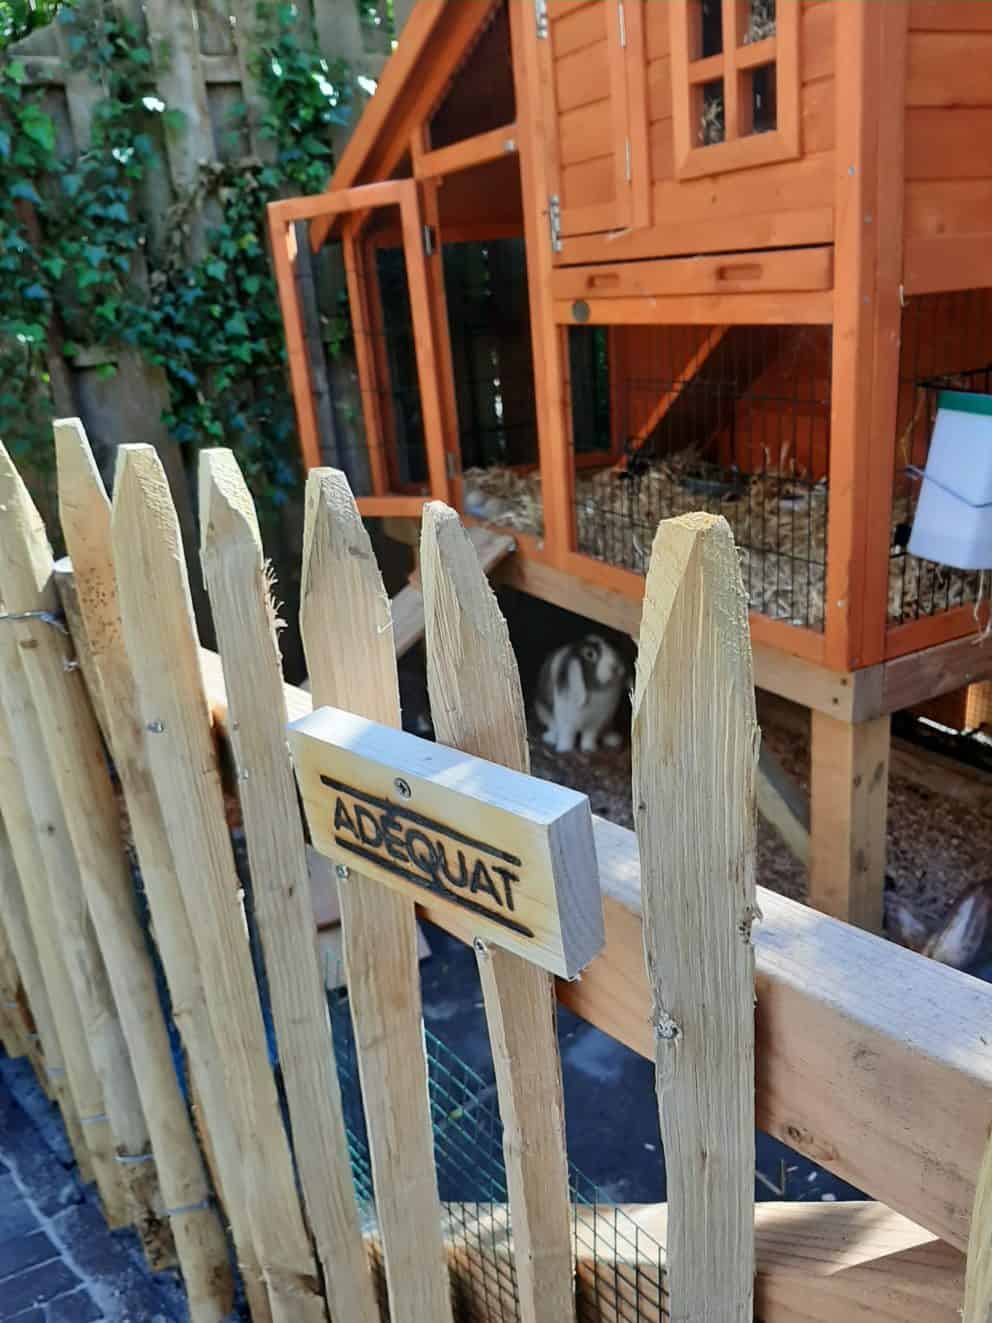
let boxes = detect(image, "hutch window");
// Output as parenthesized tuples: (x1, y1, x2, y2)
(670, 0, 800, 179)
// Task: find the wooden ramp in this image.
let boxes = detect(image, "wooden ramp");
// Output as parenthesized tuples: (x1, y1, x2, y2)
(393, 525, 516, 657)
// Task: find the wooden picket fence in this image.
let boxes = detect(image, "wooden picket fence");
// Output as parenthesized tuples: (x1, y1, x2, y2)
(0, 418, 990, 1323)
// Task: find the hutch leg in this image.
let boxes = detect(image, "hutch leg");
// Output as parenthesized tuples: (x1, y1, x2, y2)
(809, 711, 890, 932)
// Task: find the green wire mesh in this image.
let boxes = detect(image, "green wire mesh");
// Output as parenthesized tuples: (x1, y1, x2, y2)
(328, 989, 668, 1323)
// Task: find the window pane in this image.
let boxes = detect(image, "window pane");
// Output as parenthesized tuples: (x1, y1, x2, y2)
(747, 63, 777, 135)
(697, 78, 725, 145)
(692, 0, 723, 59)
(745, 0, 776, 44)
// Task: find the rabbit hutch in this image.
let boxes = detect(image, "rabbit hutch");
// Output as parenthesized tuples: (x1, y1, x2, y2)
(269, 0, 992, 932)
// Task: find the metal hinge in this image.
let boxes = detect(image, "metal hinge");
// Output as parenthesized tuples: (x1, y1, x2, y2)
(535, 0, 548, 38)
(618, 1, 626, 47)
(624, 137, 632, 182)
(548, 194, 562, 253)
(422, 224, 435, 256)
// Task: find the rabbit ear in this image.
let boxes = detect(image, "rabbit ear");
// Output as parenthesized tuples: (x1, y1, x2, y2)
(884, 894, 930, 953)
(925, 885, 992, 969)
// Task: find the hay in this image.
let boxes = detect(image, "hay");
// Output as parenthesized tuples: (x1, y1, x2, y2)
(745, 0, 776, 43)
(463, 464, 982, 632)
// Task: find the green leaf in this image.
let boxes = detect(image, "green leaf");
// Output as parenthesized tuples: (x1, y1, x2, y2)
(225, 311, 249, 337)
(205, 259, 227, 281)
(61, 172, 82, 197)
(7, 62, 26, 85)
(11, 181, 40, 203)
(162, 108, 187, 134)
(20, 105, 55, 154)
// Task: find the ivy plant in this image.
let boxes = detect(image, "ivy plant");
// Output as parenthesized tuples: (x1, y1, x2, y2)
(0, 0, 355, 513)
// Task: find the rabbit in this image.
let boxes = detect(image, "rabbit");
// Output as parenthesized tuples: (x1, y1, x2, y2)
(884, 880, 992, 969)
(535, 634, 629, 754)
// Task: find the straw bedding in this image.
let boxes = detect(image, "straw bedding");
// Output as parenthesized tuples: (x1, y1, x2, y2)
(463, 464, 981, 630)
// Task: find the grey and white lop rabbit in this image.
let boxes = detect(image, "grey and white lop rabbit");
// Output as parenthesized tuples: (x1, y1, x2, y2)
(535, 634, 628, 754)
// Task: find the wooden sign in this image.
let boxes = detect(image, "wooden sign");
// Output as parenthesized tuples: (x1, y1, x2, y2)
(290, 706, 604, 979)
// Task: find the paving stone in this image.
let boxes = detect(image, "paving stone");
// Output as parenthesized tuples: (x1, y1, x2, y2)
(44, 1288, 102, 1323)
(0, 1231, 57, 1281)
(0, 1195, 39, 1246)
(0, 1257, 79, 1317)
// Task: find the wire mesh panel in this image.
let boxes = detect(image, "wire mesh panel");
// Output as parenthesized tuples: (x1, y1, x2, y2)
(889, 289, 992, 626)
(571, 324, 831, 630)
(328, 989, 668, 1323)
(443, 241, 538, 473)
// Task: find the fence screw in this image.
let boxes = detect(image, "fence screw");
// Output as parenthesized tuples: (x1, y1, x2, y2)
(473, 937, 489, 958)
(146, 719, 165, 733)
(335, 864, 350, 882)
(394, 777, 412, 799)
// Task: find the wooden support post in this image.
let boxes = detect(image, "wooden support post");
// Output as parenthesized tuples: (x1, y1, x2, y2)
(0, 825, 50, 1081)
(421, 503, 576, 1323)
(0, 699, 124, 1222)
(633, 512, 759, 1323)
(809, 712, 889, 931)
(269, 214, 323, 472)
(198, 449, 379, 1323)
(111, 445, 326, 1323)
(0, 444, 232, 1306)
(300, 468, 453, 1323)
(54, 422, 269, 1323)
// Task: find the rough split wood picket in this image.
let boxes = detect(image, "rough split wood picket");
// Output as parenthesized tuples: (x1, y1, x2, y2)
(110, 444, 326, 1323)
(0, 442, 234, 1313)
(54, 420, 270, 1323)
(299, 468, 454, 1323)
(0, 589, 142, 1233)
(198, 447, 379, 1323)
(633, 511, 760, 1323)
(420, 501, 578, 1323)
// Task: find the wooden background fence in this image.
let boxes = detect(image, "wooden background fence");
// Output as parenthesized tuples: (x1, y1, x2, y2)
(0, 414, 990, 1322)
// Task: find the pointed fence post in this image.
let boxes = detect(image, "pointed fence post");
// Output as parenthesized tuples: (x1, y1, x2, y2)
(299, 468, 454, 1323)
(632, 512, 759, 1323)
(0, 693, 125, 1223)
(111, 444, 327, 1323)
(54, 420, 267, 1323)
(198, 447, 379, 1323)
(0, 443, 235, 1308)
(0, 821, 54, 1086)
(420, 502, 578, 1323)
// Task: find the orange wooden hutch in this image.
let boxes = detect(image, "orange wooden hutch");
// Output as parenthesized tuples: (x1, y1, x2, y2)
(269, 0, 992, 929)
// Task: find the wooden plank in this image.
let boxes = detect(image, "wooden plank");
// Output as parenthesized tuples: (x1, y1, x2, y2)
(398, 185, 452, 503)
(552, 0, 607, 58)
(905, 234, 992, 296)
(551, 247, 834, 301)
(909, 1, 992, 32)
(907, 31, 992, 106)
(823, 1, 880, 670)
(809, 712, 889, 931)
(552, 290, 834, 325)
(859, 3, 907, 669)
(757, 743, 810, 866)
(508, 0, 575, 567)
(420, 503, 578, 1323)
(881, 629, 992, 713)
(415, 123, 518, 179)
(269, 218, 323, 472)
(905, 178, 992, 241)
(906, 108, 992, 180)
(200, 653, 992, 1258)
(435, 1200, 964, 1323)
(299, 468, 453, 1323)
(0, 814, 62, 1104)
(633, 513, 758, 1323)
(111, 446, 326, 1323)
(0, 444, 233, 1302)
(803, 1, 835, 82)
(559, 98, 613, 166)
(555, 40, 610, 112)
(54, 425, 272, 1323)
(964, 1133, 992, 1323)
(198, 450, 378, 1323)
(647, 56, 672, 123)
(0, 656, 129, 1227)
